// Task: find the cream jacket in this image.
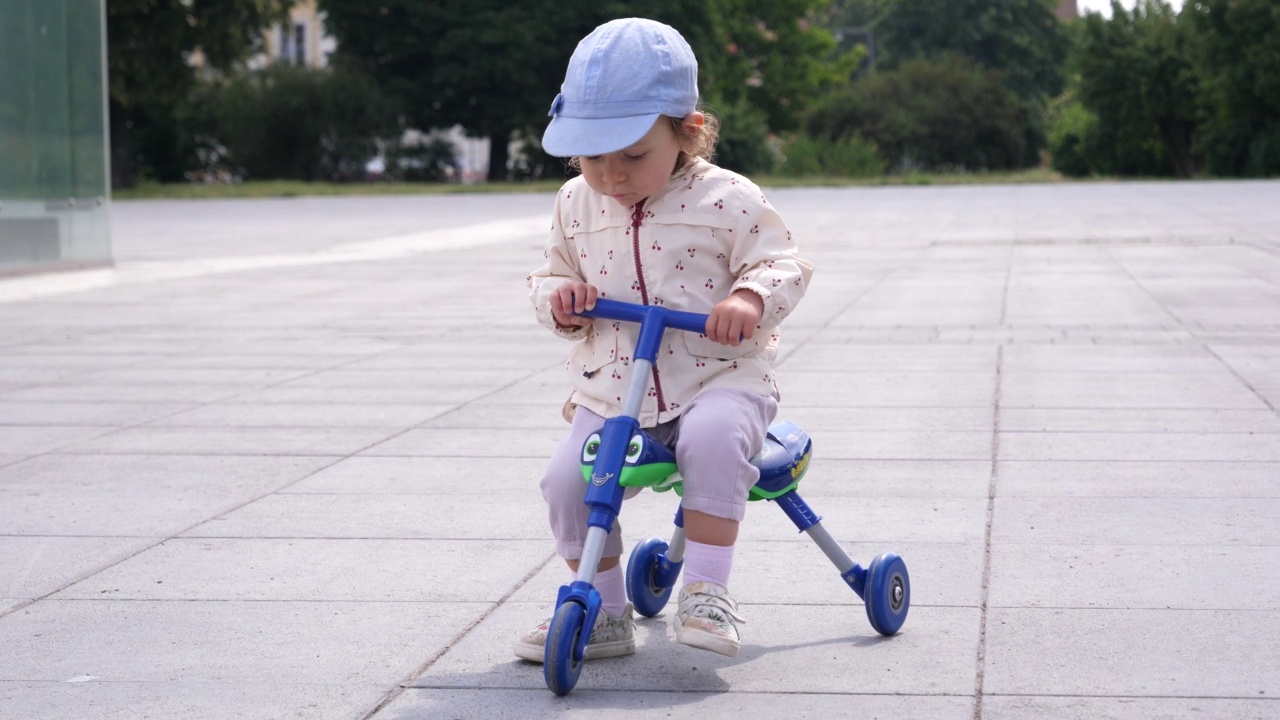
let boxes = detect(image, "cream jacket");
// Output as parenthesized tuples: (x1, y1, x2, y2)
(527, 159, 814, 427)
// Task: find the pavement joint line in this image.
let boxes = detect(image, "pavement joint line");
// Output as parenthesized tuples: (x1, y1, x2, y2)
(972, 343, 1005, 720)
(358, 551, 559, 720)
(1204, 345, 1280, 416)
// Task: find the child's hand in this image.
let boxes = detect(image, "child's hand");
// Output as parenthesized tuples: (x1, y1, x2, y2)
(549, 281, 599, 329)
(706, 289, 764, 347)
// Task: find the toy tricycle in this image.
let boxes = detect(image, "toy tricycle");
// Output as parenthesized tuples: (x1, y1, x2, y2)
(543, 298, 909, 696)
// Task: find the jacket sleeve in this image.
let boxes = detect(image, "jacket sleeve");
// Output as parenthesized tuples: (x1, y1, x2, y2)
(727, 189, 814, 331)
(527, 185, 591, 341)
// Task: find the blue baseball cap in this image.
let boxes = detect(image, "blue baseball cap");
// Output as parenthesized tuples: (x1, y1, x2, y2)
(542, 18, 699, 158)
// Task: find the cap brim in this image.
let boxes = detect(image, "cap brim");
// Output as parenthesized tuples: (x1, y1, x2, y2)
(542, 113, 661, 157)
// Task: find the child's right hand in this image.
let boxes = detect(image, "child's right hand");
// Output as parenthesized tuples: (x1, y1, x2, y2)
(549, 281, 599, 329)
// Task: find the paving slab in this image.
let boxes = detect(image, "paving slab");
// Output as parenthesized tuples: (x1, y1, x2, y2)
(145, 402, 456, 428)
(0, 426, 117, 454)
(280, 456, 537, 495)
(0, 454, 336, 536)
(987, 543, 1280, 610)
(0, 401, 199, 427)
(998, 430, 1280, 461)
(999, 407, 1280, 433)
(993, 498, 1280, 545)
(982, 696, 1280, 720)
(0, 682, 384, 720)
(999, 372, 1269, 409)
(0, 598, 485, 684)
(52, 538, 552, 603)
(983, 608, 1280, 698)
(54, 426, 398, 457)
(996, 460, 1280, 498)
(0, 537, 155, 600)
(379, 689, 974, 720)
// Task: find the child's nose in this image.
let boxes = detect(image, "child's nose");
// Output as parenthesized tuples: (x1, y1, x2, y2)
(602, 157, 626, 183)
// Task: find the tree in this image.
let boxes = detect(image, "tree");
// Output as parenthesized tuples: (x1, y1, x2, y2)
(320, 0, 610, 181)
(213, 64, 397, 181)
(1073, 1, 1199, 177)
(320, 1, 850, 180)
(107, 0, 294, 187)
(875, 0, 1069, 102)
(1186, 0, 1280, 176)
(805, 56, 1032, 171)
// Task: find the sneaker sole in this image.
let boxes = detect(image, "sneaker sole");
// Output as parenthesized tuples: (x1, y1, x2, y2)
(513, 637, 636, 664)
(675, 625, 740, 657)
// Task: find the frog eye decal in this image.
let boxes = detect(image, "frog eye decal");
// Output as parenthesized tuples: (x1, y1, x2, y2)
(582, 433, 601, 464)
(624, 433, 645, 464)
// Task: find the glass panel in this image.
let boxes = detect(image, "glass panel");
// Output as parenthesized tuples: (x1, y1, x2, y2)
(0, 0, 111, 274)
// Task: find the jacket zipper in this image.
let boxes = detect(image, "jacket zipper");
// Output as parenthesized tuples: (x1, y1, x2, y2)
(630, 200, 667, 413)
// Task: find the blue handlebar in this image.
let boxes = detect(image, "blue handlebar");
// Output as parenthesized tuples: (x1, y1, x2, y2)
(575, 298, 709, 363)
(577, 298, 709, 336)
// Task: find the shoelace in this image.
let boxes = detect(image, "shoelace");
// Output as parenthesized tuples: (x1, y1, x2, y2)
(683, 590, 747, 624)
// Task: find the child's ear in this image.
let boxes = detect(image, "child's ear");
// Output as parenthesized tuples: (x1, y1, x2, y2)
(679, 112, 705, 150)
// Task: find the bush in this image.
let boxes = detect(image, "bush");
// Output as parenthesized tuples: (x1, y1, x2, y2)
(382, 136, 460, 182)
(1046, 92, 1097, 177)
(707, 99, 777, 175)
(777, 133, 885, 177)
(214, 64, 396, 182)
(804, 56, 1034, 172)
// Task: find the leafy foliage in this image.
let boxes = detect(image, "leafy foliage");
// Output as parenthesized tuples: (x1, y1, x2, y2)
(106, 0, 295, 187)
(213, 64, 396, 182)
(1070, 1, 1198, 177)
(778, 133, 885, 177)
(805, 56, 1032, 172)
(875, 0, 1070, 101)
(1186, 0, 1280, 176)
(319, 0, 850, 179)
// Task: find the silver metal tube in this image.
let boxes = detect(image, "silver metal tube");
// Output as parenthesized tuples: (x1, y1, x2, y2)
(666, 525, 687, 564)
(804, 522, 856, 574)
(621, 358, 653, 419)
(576, 526, 610, 583)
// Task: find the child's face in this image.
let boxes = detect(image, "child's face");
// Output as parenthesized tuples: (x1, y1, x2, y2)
(579, 114, 699, 207)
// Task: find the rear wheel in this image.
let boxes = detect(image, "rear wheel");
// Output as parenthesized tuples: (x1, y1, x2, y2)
(864, 553, 909, 636)
(626, 537, 676, 618)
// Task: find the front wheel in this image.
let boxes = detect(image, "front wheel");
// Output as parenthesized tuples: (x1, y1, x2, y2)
(864, 553, 909, 636)
(626, 537, 676, 618)
(544, 601, 586, 696)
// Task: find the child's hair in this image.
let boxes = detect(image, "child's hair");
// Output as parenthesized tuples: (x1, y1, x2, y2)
(565, 108, 721, 174)
(673, 109, 721, 168)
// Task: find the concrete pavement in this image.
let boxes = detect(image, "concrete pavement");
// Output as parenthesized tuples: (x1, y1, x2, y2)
(1, 180, 1278, 719)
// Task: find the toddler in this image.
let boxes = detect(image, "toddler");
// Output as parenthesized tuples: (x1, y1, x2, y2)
(517, 17, 813, 662)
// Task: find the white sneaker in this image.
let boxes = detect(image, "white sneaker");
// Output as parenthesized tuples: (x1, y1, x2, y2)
(673, 581, 745, 657)
(513, 603, 635, 663)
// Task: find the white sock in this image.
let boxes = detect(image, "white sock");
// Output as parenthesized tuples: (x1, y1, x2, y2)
(682, 540, 735, 589)
(589, 565, 628, 618)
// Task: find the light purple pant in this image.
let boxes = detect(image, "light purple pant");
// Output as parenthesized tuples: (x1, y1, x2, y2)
(541, 387, 778, 561)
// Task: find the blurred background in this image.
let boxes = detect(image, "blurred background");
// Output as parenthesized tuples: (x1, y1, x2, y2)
(1, 0, 1277, 272)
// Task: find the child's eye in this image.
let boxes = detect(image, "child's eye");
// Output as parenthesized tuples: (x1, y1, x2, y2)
(582, 155, 601, 161)
(624, 153, 646, 161)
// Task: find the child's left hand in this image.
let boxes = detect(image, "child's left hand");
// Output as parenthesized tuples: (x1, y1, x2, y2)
(706, 289, 764, 347)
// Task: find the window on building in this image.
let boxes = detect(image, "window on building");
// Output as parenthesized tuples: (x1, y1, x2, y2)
(279, 22, 307, 65)
(293, 23, 306, 65)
